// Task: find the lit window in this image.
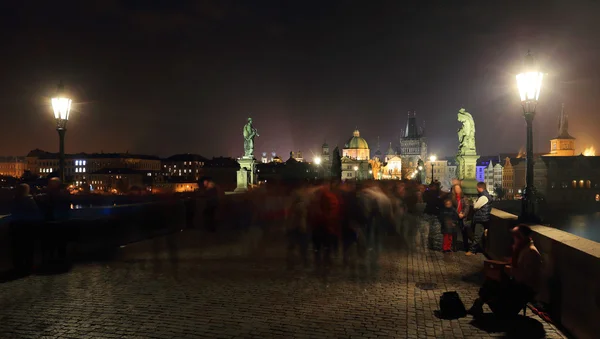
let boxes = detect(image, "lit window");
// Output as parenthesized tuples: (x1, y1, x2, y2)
(579, 180, 584, 188)
(572, 180, 577, 188)
(83, 160, 86, 166)
(586, 180, 591, 189)
(596, 194, 600, 202)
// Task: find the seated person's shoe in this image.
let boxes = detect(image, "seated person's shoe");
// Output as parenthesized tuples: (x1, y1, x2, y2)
(467, 300, 484, 318)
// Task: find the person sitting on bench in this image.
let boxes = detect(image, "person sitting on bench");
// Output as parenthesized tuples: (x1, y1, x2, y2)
(468, 224, 542, 318)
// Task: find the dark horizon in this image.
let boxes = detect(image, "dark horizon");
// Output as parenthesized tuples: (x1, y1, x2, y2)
(2, 1, 600, 159)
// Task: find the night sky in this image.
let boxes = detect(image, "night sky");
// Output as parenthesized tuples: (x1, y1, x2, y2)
(2, 0, 600, 159)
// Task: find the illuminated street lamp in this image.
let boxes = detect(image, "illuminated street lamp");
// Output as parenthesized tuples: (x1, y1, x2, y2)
(353, 165, 358, 180)
(516, 51, 544, 222)
(51, 81, 72, 183)
(313, 157, 322, 179)
(429, 155, 437, 184)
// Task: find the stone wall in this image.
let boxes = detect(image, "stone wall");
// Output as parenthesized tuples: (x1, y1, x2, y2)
(0, 199, 190, 274)
(487, 208, 600, 339)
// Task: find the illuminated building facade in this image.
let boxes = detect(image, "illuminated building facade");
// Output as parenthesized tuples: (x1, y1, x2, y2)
(162, 153, 207, 181)
(541, 155, 600, 204)
(547, 104, 576, 156)
(26, 149, 161, 186)
(342, 129, 370, 180)
(343, 130, 370, 160)
(0, 156, 26, 177)
(399, 112, 427, 179)
(382, 155, 402, 180)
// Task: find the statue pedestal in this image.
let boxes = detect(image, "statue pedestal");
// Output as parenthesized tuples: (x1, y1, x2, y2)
(456, 153, 480, 195)
(234, 157, 256, 193)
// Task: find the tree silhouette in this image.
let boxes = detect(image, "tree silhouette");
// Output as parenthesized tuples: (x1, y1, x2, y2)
(331, 147, 342, 180)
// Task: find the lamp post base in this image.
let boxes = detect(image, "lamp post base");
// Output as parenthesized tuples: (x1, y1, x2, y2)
(519, 186, 540, 224)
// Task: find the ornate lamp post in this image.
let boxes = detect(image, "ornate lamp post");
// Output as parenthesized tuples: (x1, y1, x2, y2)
(353, 165, 359, 180)
(516, 51, 543, 222)
(429, 155, 437, 184)
(51, 81, 72, 183)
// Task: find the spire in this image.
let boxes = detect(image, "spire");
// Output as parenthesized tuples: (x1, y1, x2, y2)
(386, 142, 395, 156)
(405, 111, 418, 138)
(557, 103, 574, 139)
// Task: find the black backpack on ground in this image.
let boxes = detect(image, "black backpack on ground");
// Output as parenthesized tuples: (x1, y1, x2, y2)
(439, 291, 467, 319)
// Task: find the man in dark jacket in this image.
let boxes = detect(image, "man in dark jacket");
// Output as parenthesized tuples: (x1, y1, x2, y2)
(466, 182, 492, 256)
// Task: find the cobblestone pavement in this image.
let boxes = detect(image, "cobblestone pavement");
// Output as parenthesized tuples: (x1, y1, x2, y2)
(0, 226, 567, 339)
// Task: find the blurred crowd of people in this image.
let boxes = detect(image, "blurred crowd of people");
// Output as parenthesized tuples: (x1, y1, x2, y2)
(284, 179, 494, 269)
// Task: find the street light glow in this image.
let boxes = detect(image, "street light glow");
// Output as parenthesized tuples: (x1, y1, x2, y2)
(314, 157, 322, 165)
(353, 166, 358, 171)
(516, 52, 543, 103)
(52, 81, 72, 132)
(52, 97, 72, 121)
(429, 155, 437, 162)
(516, 72, 543, 102)
(418, 165, 423, 171)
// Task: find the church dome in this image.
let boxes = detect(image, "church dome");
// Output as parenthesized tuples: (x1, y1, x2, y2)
(345, 130, 369, 149)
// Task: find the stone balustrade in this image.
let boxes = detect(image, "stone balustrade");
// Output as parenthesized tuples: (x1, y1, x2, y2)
(487, 208, 600, 339)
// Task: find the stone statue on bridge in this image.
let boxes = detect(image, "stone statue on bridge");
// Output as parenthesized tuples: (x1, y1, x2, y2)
(456, 108, 480, 194)
(243, 117, 259, 158)
(457, 108, 476, 156)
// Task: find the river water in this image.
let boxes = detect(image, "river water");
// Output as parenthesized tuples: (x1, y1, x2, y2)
(544, 212, 600, 243)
